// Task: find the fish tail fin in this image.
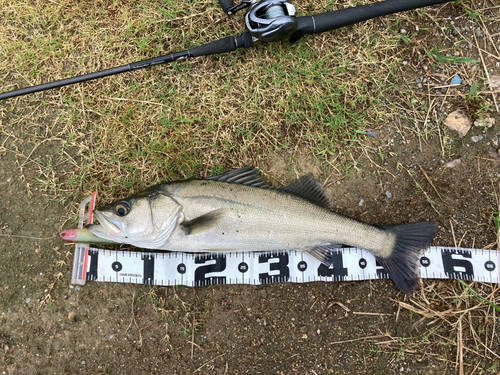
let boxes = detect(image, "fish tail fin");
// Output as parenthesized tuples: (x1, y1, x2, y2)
(377, 222, 437, 295)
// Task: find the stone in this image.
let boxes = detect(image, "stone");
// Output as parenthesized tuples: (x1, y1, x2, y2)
(444, 110, 472, 137)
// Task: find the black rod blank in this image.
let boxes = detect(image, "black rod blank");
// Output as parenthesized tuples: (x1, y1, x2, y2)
(0, 33, 253, 101)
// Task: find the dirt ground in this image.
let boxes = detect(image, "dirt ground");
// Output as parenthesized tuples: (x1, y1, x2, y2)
(2, 117, 500, 374)
(2, 1, 500, 375)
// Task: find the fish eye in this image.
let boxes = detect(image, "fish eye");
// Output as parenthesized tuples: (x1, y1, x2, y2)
(114, 201, 131, 216)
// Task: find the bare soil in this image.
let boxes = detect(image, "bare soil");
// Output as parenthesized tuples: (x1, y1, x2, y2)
(2, 114, 500, 374)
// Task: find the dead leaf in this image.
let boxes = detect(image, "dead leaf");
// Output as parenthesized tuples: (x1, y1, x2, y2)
(490, 75, 500, 90)
(444, 110, 471, 137)
(443, 158, 462, 168)
(488, 148, 500, 168)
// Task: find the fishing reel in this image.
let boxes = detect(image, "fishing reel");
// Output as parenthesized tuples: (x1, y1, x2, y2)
(223, 0, 297, 43)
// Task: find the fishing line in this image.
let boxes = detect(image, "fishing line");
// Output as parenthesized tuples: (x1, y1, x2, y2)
(0, 233, 56, 240)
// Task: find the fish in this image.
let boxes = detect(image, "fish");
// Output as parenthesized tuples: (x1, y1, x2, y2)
(86, 167, 437, 294)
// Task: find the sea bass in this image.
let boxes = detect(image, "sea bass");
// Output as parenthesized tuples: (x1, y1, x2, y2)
(85, 167, 437, 294)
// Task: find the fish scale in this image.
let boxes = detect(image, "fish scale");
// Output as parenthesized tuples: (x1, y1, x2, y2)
(154, 180, 392, 254)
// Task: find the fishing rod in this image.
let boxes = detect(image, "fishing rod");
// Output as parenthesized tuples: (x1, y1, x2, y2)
(0, 0, 454, 101)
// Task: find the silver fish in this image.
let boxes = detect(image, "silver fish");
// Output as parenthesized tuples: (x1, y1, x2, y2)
(87, 167, 437, 294)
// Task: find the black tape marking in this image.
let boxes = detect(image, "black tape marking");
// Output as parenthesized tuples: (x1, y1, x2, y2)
(442, 249, 474, 280)
(142, 254, 155, 285)
(485, 260, 495, 272)
(86, 248, 99, 281)
(317, 252, 348, 281)
(420, 257, 431, 267)
(376, 260, 389, 279)
(259, 253, 290, 284)
(359, 258, 367, 269)
(194, 254, 227, 286)
(298, 261, 307, 272)
(238, 262, 249, 273)
(177, 263, 187, 274)
(112, 261, 123, 272)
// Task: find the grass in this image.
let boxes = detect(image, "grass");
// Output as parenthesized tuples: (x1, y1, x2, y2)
(0, 0, 425, 204)
(393, 280, 500, 373)
(1, 0, 500, 371)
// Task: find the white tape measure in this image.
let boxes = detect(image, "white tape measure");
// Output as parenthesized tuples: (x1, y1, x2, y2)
(71, 194, 500, 287)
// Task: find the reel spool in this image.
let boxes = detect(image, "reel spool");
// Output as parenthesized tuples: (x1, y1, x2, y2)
(245, 0, 297, 42)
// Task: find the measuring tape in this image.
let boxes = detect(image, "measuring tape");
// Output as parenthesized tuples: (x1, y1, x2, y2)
(71, 194, 500, 287)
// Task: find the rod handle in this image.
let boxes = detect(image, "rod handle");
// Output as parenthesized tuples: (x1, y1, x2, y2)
(219, 0, 234, 13)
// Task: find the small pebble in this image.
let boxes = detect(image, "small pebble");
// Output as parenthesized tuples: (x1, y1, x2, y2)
(75, 286, 81, 291)
(385, 191, 392, 199)
(474, 118, 495, 128)
(400, 28, 407, 34)
(25, 298, 31, 304)
(471, 135, 483, 143)
(359, 199, 365, 207)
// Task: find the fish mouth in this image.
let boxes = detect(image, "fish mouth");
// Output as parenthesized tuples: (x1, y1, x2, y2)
(86, 210, 124, 238)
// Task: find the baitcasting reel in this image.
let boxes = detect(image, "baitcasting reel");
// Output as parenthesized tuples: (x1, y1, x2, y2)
(225, 0, 297, 43)
(245, 0, 297, 42)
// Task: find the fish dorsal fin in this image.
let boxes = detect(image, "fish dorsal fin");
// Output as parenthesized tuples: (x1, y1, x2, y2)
(209, 167, 335, 209)
(281, 175, 334, 209)
(207, 166, 271, 188)
(180, 209, 227, 235)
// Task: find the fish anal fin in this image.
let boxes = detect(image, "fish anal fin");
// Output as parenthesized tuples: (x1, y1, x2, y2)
(305, 244, 343, 266)
(180, 209, 227, 235)
(282, 175, 334, 209)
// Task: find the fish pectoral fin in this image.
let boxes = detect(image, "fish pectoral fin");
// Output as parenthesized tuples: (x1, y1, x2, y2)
(305, 244, 343, 266)
(180, 209, 227, 235)
(281, 175, 334, 209)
